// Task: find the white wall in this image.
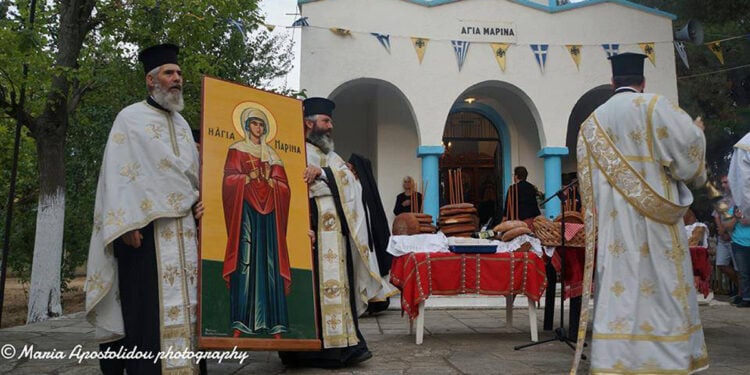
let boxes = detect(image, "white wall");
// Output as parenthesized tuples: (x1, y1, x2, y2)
(300, 0, 676, 148)
(375, 87, 421, 225)
(327, 80, 421, 226)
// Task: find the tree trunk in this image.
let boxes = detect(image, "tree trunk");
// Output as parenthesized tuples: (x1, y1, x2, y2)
(26, 134, 66, 323)
(26, 0, 95, 323)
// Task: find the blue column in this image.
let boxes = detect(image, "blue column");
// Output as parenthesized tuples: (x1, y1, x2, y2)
(537, 147, 569, 219)
(417, 145, 444, 224)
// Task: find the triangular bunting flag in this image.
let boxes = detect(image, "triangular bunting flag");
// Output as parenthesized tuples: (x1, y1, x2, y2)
(602, 43, 619, 58)
(490, 43, 510, 72)
(227, 18, 247, 43)
(707, 41, 724, 65)
(411, 37, 429, 64)
(264, 23, 276, 32)
(291, 17, 309, 27)
(330, 28, 352, 36)
(371, 33, 391, 53)
(530, 44, 549, 73)
(565, 45, 582, 71)
(674, 41, 689, 69)
(451, 40, 470, 71)
(639, 42, 656, 66)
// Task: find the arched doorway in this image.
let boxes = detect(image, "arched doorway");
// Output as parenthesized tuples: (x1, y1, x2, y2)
(563, 85, 613, 172)
(327, 78, 419, 225)
(440, 81, 542, 225)
(441, 111, 503, 224)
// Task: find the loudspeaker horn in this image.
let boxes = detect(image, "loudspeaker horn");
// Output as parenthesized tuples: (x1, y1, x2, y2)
(674, 19, 704, 45)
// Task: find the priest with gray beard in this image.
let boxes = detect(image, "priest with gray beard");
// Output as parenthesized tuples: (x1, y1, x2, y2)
(279, 97, 396, 368)
(85, 43, 205, 375)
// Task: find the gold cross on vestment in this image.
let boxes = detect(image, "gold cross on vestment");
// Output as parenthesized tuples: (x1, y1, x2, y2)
(632, 97, 647, 106)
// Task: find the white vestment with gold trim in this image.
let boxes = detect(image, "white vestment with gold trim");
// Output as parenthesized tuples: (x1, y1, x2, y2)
(85, 101, 200, 374)
(573, 91, 709, 374)
(306, 143, 397, 348)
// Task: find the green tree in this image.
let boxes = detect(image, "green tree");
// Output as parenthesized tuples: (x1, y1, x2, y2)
(629, 0, 750, 223)
(631, 0, 750, 171)
(0, 0, 294, 323)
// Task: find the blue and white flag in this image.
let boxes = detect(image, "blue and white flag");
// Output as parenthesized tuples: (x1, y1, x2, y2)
(371, 33, 391, 53)
(227, 18, 247, 43)
(530, 44, 548, 73)
(674, 41, 689, 69)
(451, 40, 470, 71)
(291, 17, 309, 27)
(602, 43, 619, 58)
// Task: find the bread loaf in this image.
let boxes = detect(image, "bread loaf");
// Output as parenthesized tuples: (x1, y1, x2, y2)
(392, 213, 420, 235)
(501, 226, 532, 242)
(441, 223, 478, 235)
(493, 220, 528, 233)
(440, 203, 475, 210)
(440, 207, 478, 216)
(439, 214, 475, 225)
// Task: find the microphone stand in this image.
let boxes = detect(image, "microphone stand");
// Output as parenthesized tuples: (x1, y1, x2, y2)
(514, 179, 586, 359)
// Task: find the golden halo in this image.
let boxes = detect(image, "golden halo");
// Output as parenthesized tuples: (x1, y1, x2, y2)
(232, 101, 277, 143)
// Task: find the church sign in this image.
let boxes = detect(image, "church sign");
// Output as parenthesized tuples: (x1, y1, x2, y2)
(458, 21, 517, 43)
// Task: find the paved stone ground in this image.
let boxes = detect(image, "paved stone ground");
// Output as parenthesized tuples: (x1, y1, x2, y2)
(0, 299, 748, 374)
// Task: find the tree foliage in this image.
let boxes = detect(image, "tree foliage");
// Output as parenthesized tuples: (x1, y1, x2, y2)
(630, 0, 750, 223)
(631, 0, 750, 172)
(0, 0, 294, 296)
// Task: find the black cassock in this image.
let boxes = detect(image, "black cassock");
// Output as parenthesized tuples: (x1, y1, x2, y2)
(278, 163, 375, 368)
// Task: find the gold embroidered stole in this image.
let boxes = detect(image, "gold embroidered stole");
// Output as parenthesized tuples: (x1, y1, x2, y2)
(570, 114, 690, 374)
(581, 114, 689, 225)
(315, 195, 360, 348)
(154, 216, 199, 374)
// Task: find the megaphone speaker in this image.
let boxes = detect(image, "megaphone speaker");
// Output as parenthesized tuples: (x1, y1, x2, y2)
(674, 19, 704, 45)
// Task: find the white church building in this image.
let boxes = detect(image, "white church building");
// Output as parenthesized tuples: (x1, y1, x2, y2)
(297, 0, 682, 224)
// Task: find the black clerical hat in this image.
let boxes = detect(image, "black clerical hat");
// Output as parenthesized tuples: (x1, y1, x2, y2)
(138, 44, 180, 74)
(609, 52, 647, 77)
(303, 97, 336, 117)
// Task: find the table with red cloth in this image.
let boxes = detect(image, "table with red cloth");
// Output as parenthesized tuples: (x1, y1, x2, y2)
(549, 244, 710, 299)
(546, 221, 587, 300)
(390, 246, 548, 344)
(690, 246, 711, 298)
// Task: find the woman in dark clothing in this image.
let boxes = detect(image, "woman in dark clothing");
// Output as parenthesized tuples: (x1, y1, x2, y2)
(393, 176, 422, 215)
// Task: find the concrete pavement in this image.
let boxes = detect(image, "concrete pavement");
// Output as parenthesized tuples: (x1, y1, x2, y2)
(0, 297, 748, 374)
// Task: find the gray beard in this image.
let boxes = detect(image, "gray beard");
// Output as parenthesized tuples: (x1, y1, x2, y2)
(308, 131, 334, 154)
(152, 81, 184, 112)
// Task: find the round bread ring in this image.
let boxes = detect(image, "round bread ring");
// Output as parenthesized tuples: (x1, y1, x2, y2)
(439, 214, 475, 225)
(494, 220, 528, 233)
(440, 223, 477, 235)
(416, 216, 434, 224)
(501, 226, 532, 242)
(419, 225, 437, 233)
(440, 207, 478, 216)
(440, 203, 475, 210)
(392, 213, 420, 235)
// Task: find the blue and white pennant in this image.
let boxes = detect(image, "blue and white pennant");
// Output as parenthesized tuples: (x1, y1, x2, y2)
(530, 44, 548, 73)
(227, 18, 247, 43)
(371, 33, 391, 53)
(291, 17, 309, 27)
(451, 40, 470, 71)
(602, 44, 620, 58)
